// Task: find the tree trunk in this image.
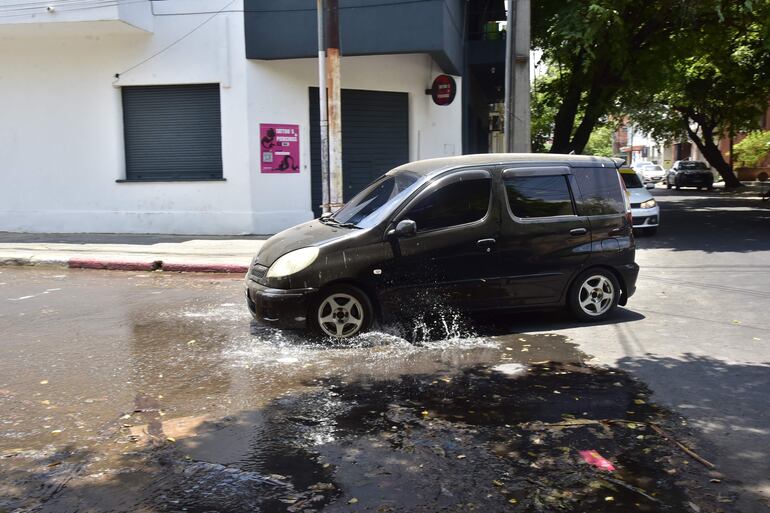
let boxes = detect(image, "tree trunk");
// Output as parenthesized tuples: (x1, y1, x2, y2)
(549, 69, 584, 154)
(685, 121, 743, 188)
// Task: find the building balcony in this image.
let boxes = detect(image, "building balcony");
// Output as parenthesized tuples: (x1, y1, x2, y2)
(244, 0, 464, 75)
(0, 0, 153, 35)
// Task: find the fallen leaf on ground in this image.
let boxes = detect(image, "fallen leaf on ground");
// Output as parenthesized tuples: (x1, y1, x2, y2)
(348, 497, 359, 504)
(39, 380, 49, 385)
(579, 450, 616, 471)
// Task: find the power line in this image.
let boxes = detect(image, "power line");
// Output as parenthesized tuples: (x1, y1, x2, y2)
(114, 0, 237, 80)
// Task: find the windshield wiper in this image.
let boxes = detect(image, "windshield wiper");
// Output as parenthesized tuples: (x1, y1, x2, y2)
(319, 216, 361, 229)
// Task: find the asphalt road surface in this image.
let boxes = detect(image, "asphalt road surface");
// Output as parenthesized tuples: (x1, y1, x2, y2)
(1, 186, 768, 512)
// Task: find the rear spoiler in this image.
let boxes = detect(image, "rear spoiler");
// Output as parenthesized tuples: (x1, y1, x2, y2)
(611, 157, 626, 169)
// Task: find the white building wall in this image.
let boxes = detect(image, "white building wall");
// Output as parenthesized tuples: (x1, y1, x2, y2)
(245, 54, 462, 233)
(0, 2, 462, 235)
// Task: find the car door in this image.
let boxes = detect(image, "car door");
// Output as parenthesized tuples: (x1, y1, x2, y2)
(496, 167, 592, 306)
(378, 169, 504, 314)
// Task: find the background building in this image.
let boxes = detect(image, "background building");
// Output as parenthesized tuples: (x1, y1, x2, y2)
(0, 0, 506, 235)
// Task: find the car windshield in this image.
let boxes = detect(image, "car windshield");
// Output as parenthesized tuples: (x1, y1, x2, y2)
(645, 165, 663, 171)
(332, 170, 423, 228)
(679, 161, 708, 170)
(621, 172, 644, 189)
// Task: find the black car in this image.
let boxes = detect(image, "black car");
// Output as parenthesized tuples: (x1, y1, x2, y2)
(246, 154, 639, 338)
(666, 160, 714, 190)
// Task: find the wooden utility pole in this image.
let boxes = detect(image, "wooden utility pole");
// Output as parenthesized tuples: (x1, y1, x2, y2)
(326, 0, 344, 210)
(503, 0, 531, 153)
(316, 0, 330, 214)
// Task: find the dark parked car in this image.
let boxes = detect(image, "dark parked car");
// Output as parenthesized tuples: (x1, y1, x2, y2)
(246, 154, 639, 338)
(666, 160, 714, 190)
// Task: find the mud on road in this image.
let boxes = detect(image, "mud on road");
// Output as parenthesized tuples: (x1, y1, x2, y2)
(0, 268, 729, 512)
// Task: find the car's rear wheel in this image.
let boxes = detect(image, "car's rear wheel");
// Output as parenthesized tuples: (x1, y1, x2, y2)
(568, 269, 620, 322)
(311, 284, 373, 339)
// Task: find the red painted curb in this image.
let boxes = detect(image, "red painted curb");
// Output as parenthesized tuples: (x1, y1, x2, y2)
(161, 262, 248, 274)
(68, 259, 159, 271)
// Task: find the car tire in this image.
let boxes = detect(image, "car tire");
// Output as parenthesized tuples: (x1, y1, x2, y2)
(666, 182, 672, 189)
(568, 269, 621, 322)
(310, 284, 374, 339)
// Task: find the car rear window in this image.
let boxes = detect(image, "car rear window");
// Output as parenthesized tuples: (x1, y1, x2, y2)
(679, 161, 708, 170)
(573, 168, 626, 215)
(504, 175, 575, 218)
(621, 172, 643, 189)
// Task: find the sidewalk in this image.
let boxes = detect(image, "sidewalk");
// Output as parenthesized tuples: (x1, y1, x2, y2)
(0, 233, 267, 273)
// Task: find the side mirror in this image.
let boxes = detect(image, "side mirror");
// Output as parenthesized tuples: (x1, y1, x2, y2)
(388, 219, 417, 238)
(645, 183, 655, 190)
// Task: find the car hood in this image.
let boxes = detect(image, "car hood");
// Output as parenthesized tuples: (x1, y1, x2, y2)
(628, 187, 653, 203)
(255, 219, 357, 266)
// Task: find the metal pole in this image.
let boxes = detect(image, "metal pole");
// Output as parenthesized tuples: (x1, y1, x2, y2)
(317, 0, 330, 214)
(503, 0, 531, 153)
(326, 0, 344, 210)
(512, 0, 530, 152)
(503, 0, 514, 153)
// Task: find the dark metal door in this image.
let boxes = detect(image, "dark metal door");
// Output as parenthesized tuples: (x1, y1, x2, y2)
(309, 88, 409, 217)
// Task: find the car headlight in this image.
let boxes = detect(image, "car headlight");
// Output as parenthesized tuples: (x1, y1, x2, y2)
(266, 247, 319, 278)
(640, 199, 657, 209)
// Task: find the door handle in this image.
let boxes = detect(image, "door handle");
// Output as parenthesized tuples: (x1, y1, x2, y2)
(477, 238, 496, 252)
(570, 228, 588, 236)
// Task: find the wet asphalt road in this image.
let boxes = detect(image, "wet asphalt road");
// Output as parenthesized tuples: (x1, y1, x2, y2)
(1, 186, 769, 512)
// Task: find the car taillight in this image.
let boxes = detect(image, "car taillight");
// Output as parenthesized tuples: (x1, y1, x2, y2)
(617, 170, 633, 225)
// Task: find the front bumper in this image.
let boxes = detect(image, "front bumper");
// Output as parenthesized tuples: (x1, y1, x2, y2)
(631, 206, 660, 229)
(246, 279, 317, 329)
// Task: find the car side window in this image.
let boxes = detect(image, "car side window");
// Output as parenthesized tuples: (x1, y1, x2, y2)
(572, 168, 626, 216)
(405, 178, 491, 232)
(504, 175, 575, 218)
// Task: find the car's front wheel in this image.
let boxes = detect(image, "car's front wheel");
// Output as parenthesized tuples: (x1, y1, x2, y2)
(311, 284, 373, 339)
(568, 269, 620, 322)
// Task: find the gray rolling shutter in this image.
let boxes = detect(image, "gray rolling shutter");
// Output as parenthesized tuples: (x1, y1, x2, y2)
(122, 84, 223, 181)
(309, 88, 409, 217)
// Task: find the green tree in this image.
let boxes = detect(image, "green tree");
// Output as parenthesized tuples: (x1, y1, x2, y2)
(531, 0, 691, 154)
(583, 124, 615, 157)
(620, 1, 770, 187)
(733, 131, 770, 168)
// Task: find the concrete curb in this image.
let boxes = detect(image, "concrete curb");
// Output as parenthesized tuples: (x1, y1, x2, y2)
(0, 256, 248, 274)
(161, 262, 248, 273)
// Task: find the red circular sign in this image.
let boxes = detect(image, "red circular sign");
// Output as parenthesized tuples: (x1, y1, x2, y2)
(430, 74, 457, 106)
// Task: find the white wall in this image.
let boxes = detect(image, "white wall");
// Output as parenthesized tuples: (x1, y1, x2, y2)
(0, 0, 153, 32)
(0, 2, 255, 234)
(0, 2, 462, 235)
(245, 54, 462, 234)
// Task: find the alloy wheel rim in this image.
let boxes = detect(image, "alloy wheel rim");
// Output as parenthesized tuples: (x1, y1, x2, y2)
(578, 275, 615, 316)
(318, 293, 364, 338)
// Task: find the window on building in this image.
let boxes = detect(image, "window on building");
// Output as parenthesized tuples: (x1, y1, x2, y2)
(505, 175, 575, 218)
(405, 178, 491, 232)
(121, 84, 223, 181)
(572, 168, 626, 215)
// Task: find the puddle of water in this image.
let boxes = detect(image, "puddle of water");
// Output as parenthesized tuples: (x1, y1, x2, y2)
(0, 268, 712, 513)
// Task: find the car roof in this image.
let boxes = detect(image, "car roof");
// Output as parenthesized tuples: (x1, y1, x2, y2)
(389, 153, 619, 177)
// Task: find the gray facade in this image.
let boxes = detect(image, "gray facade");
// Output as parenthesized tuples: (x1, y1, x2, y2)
(244, 0, 464, 75)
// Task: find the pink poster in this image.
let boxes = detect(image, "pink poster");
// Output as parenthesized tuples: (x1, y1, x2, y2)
(260, 123, 300, 173)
